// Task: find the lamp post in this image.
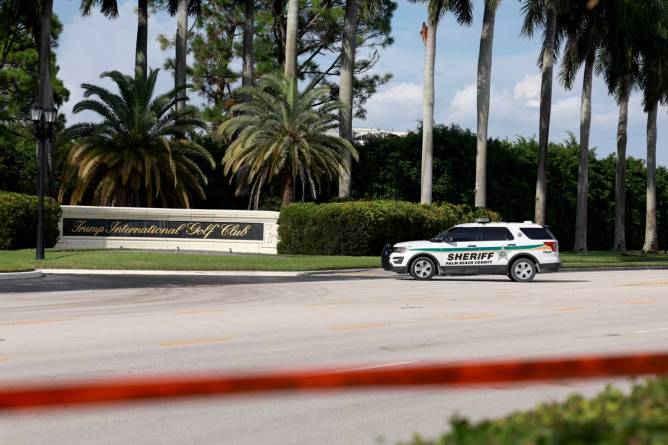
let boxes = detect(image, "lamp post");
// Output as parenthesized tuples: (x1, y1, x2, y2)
(30, 104, 58, 261)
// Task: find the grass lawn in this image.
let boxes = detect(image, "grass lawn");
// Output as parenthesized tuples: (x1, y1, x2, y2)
(560, 251, 668, 268)
(1, 249, 667, 273)
(0, 249, 380, 273)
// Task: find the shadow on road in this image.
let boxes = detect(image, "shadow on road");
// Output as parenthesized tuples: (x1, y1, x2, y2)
(0, 273, 388, 294)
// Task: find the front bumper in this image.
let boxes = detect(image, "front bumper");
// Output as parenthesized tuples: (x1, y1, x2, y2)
(540, 262, 561, 273)
(390, 266, 408, 274)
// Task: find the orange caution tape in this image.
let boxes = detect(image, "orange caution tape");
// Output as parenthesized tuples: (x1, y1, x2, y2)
(1, 351, 668, 411)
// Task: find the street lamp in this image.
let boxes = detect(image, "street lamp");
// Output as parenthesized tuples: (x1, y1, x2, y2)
(30, 103, 58, 260)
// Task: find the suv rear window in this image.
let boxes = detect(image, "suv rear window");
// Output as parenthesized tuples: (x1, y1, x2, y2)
(520, 227, 555, 240)
(481, 227, 514, 241)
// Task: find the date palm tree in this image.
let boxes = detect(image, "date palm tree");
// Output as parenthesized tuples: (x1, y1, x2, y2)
(216, 72, 358, 208)
(81, 0, 149, 80)
(59, 69, 213, 208)
(520, 0, 562, 225)
(474, 0, 500, 208)
(559, 0, 608, 251)
(415, 0, 473, 204)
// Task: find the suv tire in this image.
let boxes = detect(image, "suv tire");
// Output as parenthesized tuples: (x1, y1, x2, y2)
(410, 256, 437, 280)
(509, 258, 537, 282)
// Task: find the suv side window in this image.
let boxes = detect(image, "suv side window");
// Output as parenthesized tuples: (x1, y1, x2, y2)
(520, 227, 555, 240)
(447, 227, 479, 242)
(481, 227, 514, 241)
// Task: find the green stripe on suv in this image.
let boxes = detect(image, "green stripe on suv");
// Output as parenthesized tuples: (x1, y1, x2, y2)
(409, 244, 545, 253)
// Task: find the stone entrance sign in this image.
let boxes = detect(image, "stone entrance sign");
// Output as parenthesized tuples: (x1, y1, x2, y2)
(56, 206, 280, 254)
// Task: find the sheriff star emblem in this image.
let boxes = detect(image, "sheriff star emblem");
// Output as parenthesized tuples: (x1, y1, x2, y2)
(498, 247, 509, 261)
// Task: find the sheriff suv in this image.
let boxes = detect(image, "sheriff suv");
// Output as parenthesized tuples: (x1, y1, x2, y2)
(381, 220, 560, 282)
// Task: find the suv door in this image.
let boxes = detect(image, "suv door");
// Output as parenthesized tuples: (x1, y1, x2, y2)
(442, 227, 481, 274)
(478, 226, 515, 273)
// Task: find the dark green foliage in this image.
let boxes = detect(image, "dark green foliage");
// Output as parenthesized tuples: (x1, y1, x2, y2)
(0, 191, 61, 250)
(401, 377, 668, 445)
(277, 200, 499, 256)
(352, 126, 667, 250)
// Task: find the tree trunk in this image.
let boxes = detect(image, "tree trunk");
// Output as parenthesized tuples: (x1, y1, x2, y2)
(242, 0, 255, 101)
(474, 1, 496, 209)
(614, 74, 630, 252)
(284, 0, 299, 77)
(38, 0, 55, 198)
(574, 52, 594, 252)
(420, 20, 436, 205)
(281, 174, 294, 206)
(175, 0, 188, 112)
(337, 0, 358, 198)
(642, 99, 658, 252)
(135, 0, 148, 80)
(534, 6, 556, 225)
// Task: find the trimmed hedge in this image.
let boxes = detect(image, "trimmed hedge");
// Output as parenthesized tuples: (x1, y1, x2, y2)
(0, 191, 62, 250)
(277, 201, 499, 256)
(402, 377, 668, 445)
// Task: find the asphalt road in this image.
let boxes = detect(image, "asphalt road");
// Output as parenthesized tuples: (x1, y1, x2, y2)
(1, 269, 667, 444)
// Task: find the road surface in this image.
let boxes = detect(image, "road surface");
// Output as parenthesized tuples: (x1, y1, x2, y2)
(1, 269, 667, 444)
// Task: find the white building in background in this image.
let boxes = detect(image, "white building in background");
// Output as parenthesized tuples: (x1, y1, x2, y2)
(326, 127, 410, 144)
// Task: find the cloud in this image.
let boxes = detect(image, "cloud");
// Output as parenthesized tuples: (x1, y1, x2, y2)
(513, 73, 541, 107)
(357, 82, 424, 130)
(57, 1, 176, 124)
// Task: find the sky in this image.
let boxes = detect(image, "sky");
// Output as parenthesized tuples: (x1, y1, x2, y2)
(53, 0, 668, 166)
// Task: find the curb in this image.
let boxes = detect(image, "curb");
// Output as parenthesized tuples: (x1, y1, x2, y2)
(38, 269, 304, 277)
(0, 271, 44, 281)
(561, 266, 668, 272)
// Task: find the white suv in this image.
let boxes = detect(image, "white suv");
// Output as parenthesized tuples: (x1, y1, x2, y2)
(381, 221, 560, 282)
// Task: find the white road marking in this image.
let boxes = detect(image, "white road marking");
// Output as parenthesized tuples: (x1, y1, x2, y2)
(635, 327, 668, 334)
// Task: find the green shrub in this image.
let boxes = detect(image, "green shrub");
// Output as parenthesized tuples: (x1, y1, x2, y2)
(0, 190, 62, 250)
(401, 377, 668, 445)
(277, 200, 499, 256)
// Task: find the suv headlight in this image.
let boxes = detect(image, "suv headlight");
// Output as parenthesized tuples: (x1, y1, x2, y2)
(392, 247, 407, 253)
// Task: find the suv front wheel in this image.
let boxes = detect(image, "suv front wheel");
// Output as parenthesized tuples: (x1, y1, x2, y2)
(509, 258, 537, 282)
(410, 256, 437, 280)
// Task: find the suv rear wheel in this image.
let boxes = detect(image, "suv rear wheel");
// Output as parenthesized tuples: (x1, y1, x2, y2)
(509, 258, 537, 282)
(410, 256, 436, 280)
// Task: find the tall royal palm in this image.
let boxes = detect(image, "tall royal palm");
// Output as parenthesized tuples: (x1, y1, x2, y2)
(474, 0, 500, 208)
(81, 0, 149, 80)
(597, 0, 661, 251)
(415, 0, 473, 204)
(521, 0, 562, 225)
(60, 69, 213, 207)
(165, 0, 201, 112)
(284, 0, 299, 76)
(559, 0, 607, 251)
(217, 73, 358, 208)
(638, 5, 667, 252)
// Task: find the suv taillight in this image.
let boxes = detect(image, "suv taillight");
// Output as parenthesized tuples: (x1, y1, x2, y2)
(544, 241, 558, 252)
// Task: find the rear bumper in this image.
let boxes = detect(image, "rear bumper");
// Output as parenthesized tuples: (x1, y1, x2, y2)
(540, 262, 561, 273)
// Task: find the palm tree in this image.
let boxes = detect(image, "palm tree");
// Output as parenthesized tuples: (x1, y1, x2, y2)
(416, 0, 473, 204)
(474, 0, 500, 209)
(521, 0, 561, 225)
(597, 0, 661, 251)
(81, 0, 148, 80)
(284, 0, 299, 76)
(559, 0, 607, 251)
(59, 69, 213, 208)
(164, 0, 202, 111)
(242, 0, 255, 98)
(216, 72, 358, 208)
(638, 7, 667, 252)
(337, 0, 360, 198)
